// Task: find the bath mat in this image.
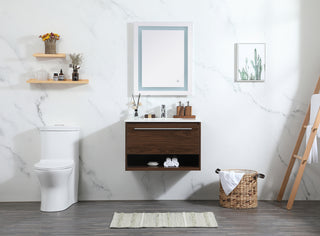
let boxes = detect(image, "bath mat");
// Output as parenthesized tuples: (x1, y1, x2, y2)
(109, 212, 218, 228)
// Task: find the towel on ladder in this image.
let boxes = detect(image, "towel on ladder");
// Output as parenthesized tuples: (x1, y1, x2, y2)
(306, 94, 320, 163)
(305, 125, 318, 163)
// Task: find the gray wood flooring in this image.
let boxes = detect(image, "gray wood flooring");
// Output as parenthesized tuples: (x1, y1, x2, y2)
(0, 200, 319, 236)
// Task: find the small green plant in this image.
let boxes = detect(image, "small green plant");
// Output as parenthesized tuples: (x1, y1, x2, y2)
(238, 48, 263, 81)
(238, 58, 249, 80)
(251, 48, 262, 80)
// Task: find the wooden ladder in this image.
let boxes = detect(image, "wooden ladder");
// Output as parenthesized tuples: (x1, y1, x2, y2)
(277, 77, 320, 210)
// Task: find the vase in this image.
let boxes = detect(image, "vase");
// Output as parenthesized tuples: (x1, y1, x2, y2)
(44, 39, 56, 54)
(72, 69, 79, 81)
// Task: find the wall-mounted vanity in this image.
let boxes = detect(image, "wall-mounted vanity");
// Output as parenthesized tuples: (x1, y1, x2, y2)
(125, 119, 201, 171)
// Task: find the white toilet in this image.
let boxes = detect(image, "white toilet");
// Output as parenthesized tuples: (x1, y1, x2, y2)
(34, 125, 80, 212)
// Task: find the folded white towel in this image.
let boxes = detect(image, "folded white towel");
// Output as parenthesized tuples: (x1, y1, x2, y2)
(219, 171, 245, 196)
(306, 125, 319, 164)
(171, 158, 179, 167)
(164, 158, 173, 167)
(164, 157, 179, 167)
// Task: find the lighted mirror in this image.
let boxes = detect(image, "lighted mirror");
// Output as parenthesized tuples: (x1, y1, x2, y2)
(133, 22, 192, 95)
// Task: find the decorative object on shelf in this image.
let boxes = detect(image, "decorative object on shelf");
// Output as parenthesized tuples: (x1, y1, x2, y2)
(39, 32, 60, 54)
(160, 104, 167, 118)
(53, 73, 58, 81)
(69, 53, 83, 81)
(144, 114, 156, 118)
(147, 162, 159, 167)
(35, 70, 48, 81)
(131, 93, 141, 118)
(174, 101, 196, 118)
(58, 69, 64, 81)
(235, 43, 266, 82)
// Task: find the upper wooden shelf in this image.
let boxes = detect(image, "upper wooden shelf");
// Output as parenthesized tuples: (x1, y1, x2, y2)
(27, 79, 89, 84)
(33, 53, 66, 58)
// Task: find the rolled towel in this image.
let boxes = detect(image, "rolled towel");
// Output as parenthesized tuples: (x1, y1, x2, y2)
(171, 158, 179, 167)
(163, 158, 173, 167)
(219, 170, 245, 196)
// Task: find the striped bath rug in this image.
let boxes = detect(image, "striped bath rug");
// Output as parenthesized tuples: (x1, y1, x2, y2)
(109, 212, 218, 228)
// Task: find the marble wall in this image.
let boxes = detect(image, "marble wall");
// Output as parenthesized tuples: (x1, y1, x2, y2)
(1, 0, 320, 201)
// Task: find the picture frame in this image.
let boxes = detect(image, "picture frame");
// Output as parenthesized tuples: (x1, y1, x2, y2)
(235, 43, 266, 82)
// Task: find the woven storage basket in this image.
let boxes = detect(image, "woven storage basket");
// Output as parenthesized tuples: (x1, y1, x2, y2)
(215, 168, 265, 209)
(44, 40, 56, 54)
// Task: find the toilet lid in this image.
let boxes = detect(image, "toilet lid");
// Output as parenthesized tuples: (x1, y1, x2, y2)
(34, 160, 74, 170)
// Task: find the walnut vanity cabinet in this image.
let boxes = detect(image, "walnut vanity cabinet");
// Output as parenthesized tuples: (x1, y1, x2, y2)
(125, 121, 201, 171)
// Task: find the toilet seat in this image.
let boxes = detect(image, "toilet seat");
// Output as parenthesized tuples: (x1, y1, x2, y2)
(34, 160, 74, 171)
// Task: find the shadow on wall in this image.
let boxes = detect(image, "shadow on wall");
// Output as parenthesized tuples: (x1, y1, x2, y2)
(131, 171, 188, 199)
(187, 181, 220, 200)
(264, 0, 320, 201)
(78, 121, 123, 200)
(78, 117, 190, 200)
(0, 128, 41, 201)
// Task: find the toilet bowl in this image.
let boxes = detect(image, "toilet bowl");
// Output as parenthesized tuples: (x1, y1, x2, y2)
(34, 125, 80, 212)
(35, 160, 74, 212)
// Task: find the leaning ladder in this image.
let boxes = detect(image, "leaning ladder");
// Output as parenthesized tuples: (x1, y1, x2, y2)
(277, 77, 320, 210)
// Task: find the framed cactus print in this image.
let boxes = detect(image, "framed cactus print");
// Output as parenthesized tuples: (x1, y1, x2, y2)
(235, 43, 266, 82)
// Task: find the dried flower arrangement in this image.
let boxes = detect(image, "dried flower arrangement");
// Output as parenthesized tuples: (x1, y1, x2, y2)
(69, 53, 83, 70)
(39, 32, 60, 41)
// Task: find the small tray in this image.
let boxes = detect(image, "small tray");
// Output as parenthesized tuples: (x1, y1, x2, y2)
(173, 115, 196, 118)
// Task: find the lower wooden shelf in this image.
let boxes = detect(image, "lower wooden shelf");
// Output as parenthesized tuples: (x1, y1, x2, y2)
(126, 154, 200, 171)
(27, 79, 89, 84)
(126, 166, 201, 171)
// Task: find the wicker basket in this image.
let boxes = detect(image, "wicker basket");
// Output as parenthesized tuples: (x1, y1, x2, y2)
(215, 168, 265, 209)
(44, 39, 56, 54)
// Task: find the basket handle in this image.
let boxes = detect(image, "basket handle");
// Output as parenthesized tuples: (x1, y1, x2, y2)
(215, 168, 221, 174)
(256, 173, 265, 179)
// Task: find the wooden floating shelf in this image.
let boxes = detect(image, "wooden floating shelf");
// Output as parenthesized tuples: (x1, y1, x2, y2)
(27, 79, 89, 84)
(33, 53, 66, 58)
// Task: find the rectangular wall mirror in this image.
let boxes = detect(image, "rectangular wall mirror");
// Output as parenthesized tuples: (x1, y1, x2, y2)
(133, 22, 192, 95)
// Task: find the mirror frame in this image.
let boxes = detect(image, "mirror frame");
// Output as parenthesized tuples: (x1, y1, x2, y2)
(133, 22, 192, 96)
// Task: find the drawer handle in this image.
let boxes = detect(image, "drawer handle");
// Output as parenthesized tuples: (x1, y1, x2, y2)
(134, 128, 192, 131)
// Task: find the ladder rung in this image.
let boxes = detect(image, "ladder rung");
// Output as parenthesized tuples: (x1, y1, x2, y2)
(303, 125, 318, 130)
(303, 125, 318, 131)
(293, 154, 302, 160)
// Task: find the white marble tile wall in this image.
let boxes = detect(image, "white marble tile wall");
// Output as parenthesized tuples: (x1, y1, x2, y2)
(1, 0, 320, 201)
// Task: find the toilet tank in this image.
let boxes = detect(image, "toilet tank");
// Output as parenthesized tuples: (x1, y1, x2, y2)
(40, 125, 80, 160)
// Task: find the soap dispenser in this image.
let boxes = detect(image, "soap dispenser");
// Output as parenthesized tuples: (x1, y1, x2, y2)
(58, 69, 64, 81)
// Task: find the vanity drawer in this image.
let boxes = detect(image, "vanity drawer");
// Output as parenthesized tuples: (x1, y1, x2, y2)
(126, 122, 200, 154)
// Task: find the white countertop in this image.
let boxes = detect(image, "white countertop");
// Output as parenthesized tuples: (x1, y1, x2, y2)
(125, 118, 201, 122)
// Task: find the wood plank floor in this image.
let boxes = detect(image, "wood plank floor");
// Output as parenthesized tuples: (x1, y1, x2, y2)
(0, 200, 319, 235)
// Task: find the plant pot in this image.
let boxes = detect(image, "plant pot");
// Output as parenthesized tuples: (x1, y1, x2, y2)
(44, 39, 56, 54)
